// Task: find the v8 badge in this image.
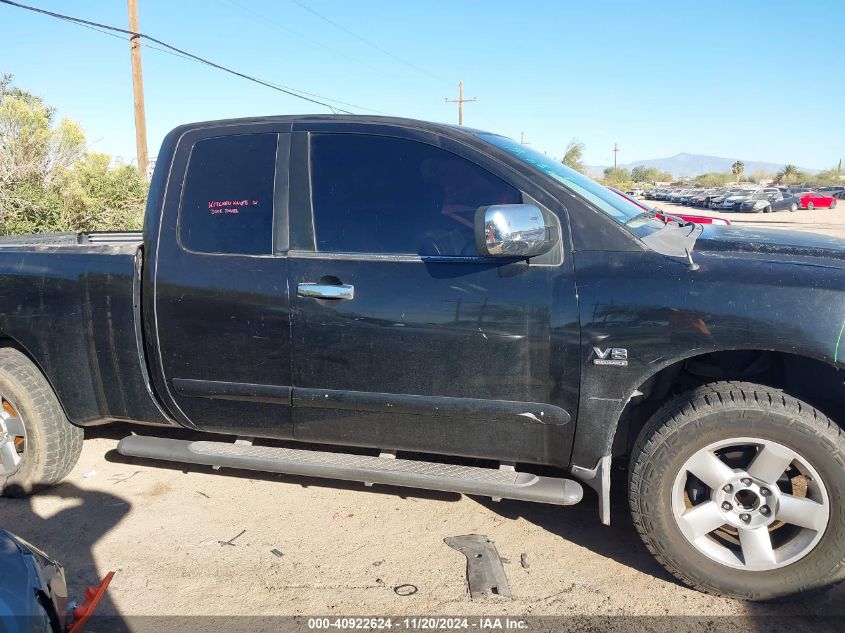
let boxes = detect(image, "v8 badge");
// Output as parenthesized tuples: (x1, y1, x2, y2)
(593, 347, 628, 367)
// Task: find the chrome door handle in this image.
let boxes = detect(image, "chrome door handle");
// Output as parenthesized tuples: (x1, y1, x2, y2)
(297, 283, 355, 300)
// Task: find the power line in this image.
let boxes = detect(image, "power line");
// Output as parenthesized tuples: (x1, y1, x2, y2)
(287, 0, 447, 84)
(0, 0, 383, 115)
(220, 0, 389, 82)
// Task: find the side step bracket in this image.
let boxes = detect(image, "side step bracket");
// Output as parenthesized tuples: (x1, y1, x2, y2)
(117, 436, 583, 507)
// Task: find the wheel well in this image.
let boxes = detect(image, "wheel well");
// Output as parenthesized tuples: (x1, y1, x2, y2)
(611, 350, 845, 458)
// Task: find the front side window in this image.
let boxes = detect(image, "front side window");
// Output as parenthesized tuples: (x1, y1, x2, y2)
(180, 133, 278, 255)
(309, 134, 521, 256)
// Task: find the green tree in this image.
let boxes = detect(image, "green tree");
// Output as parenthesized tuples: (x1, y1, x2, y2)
(810, 160, 844, 186)
(0, 74, 147, 236)
(602, 166, 632, 185)
(731, 160, 745, 182)
(631, 165, 673, 183)
(561, 139, 585, 173)
(692, 172, 734, 187)
(776, 164, 803, 184)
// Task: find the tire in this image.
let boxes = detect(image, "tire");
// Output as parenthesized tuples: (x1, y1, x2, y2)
(807, 202, 815, 210)
(0, 348, 83, 497)
(831, 200, 837, 209)
(629, 381, 845, 600)
(789, 203, 798, 212)
(763, 205, 772, 214)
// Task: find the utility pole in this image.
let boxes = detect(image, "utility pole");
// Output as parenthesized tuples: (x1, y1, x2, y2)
(613, 142, 619, 169)
(127, 0, 148, 178)
(445, 81, 476, 126)
(520, 132, 529, 145)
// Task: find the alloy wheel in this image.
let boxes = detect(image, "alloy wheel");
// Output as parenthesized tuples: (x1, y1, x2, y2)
(672, 437, 830, 571)
(0, 396, 27, 476)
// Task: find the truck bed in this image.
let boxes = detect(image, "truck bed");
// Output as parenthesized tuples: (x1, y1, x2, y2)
(0, 231, 143, 247)
(0, 238, 171, 427)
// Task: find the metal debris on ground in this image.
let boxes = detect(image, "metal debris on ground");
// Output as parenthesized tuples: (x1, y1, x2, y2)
(109, 471, 141, 485)
(444, 534, 512, 600)
(393, 584, 418, 596)
(270, 549, 283, 558)
(520, 553, 530, 569)
(218, 529, 246, 547)
(195, 491, 210, 498)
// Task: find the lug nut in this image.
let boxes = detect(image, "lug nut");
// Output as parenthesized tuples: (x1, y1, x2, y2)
(739, 513, 751, 523)
(760, 505, 771, 516)
(760, 487, 770, 497)
(741, 477, 752, 486)
(721, 502, 733, 511)
(723, 484, 733, 493)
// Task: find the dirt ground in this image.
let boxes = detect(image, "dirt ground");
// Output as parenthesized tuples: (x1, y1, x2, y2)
(3, 426, 844, 629)
(656, 199, 845, 239)
(2, 208, 845, 630)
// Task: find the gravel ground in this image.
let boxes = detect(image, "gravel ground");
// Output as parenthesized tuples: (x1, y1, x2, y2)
(2, 207, 845, 630)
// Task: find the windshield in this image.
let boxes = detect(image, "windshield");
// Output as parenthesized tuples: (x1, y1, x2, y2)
(479, 133, 645, 224)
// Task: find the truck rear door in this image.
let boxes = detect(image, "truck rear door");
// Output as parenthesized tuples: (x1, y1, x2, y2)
(147, 124, 294, 438)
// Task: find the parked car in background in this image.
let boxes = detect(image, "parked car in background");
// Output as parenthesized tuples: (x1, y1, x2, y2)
(693, 188, 722, 208)
(669, 188, 690, 203)
(608, 187, 731, 225)
(708, 188, 744, 209)
(799, 191, 838, 210)
(782, 186, 812, 196)
(680, 189, 703, 205)
(739, 191, 801, 213)
(627, 188, 645, 197)
(716, 189, 758, 210)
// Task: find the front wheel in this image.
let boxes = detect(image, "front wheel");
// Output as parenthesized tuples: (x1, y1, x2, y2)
(629, 381, 845, 600)
(831, 200, 837, 209)
(808, 202, 815, 210)
(789, 203, 798, 212)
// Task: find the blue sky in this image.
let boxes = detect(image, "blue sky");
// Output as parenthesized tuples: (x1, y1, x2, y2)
(1, 0, 843, 169)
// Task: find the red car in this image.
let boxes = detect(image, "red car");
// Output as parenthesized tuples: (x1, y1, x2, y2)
(799, 191, 838, 210)
(608, 187, 731, 225)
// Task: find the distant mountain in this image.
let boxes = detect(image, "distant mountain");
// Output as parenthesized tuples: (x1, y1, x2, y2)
(585, 153, 820, 179)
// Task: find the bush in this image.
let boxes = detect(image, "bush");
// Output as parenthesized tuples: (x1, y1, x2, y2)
(0, 74, 147, 236)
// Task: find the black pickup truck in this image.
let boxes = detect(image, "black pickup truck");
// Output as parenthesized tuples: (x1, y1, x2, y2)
(1, 116, 844, 601)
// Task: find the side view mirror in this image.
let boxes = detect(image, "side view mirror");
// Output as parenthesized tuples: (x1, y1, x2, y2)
(474, 204, 557, 258)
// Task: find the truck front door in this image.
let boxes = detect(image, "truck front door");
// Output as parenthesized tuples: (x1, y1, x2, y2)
(148, 125, 294, 439)
(286, 125, 580, 466)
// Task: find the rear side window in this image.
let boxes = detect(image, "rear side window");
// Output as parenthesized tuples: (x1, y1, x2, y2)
(309, 134, 520, 256)
(180, 133, 278, 255)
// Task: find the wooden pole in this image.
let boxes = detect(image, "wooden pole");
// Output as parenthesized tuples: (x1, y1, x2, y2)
(127, 0, 148, 177)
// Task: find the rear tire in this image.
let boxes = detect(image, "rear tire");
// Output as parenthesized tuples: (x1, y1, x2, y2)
(808, 202, 815, 210)
(789, 203, 798, 212)
(629, 381, 845, 600)
(831, 200, 837, 209)
(0, 348, 83, 497)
